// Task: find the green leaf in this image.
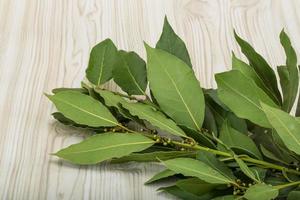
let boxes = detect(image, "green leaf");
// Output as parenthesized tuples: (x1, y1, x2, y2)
(243, 183, 278, 200)
(120, 101, 187, 138)
(215, 70, 278, 127)
(145, 44, 205, 130)
(212, 195, 236, 200)
(52, 112, 87, 128)
(234, 31, 282, 105)
(111, 151, 196, 163)
(176, 178, 216, 196)
(162, 158, 233, 184)
(234, 156, 259, 182)
(278, 30, 299, 112)
(180, 126, 216, 149)
(113, 50, 147, 95)
(86, 39, 118, 85)
(55, 132, 154, 164)
(260, 145, 289, 165)
(46, 91, 118, 127)
(261, 103, 300, 155)
(196, 151, 236, 181)
(156, 16, 192, 67)
(145, 169, 176, 184)
(288, 191, 300, 200)
(218, 120, 262, 159)
(232, 53, 279, 105)
(159, 185, 203, 200)
(52, 87, 88, 94)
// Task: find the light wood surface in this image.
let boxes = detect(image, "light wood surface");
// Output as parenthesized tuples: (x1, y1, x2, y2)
(1, 0, 300, 199)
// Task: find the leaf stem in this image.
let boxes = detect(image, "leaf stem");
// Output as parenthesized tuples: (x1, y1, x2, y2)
(274, 180, 300, 190)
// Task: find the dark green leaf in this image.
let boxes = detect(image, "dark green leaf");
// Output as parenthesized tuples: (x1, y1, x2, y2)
(243, 183, 278, 200)
(212, 195, 236, 200)
(196, 151, 236, 181)
(120, 101, 187, 138)
(234, 31, 282, 105)
(279, 30, 299, 112)
(262, 103, 300, 155)
(162, 158, 234, 184)
(55, 132, 154, 164)
(156, 16, 192, 67)
(159, 185, 203, 200)
(86, 39, 118, 85)
(113, 50, 147, 95)
(52, 87, 88, 94)
(47, 91, 118, 127)
(215, 70, 278, 127)
(288, 191, 300, 200)
(145, 169, 176, 184)
(176, 178, 216, 196)
(218, 120, 262, 159)
(180, 126, 216, 149)
(145, 44, 205, 130)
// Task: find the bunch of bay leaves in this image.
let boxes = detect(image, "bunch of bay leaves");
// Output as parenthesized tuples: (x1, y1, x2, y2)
(47, 17, 300, 200)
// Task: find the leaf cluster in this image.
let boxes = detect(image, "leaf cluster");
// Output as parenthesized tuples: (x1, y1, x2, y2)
(47, 17, 300, 199)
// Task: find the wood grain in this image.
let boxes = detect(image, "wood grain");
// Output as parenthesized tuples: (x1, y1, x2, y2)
(1, 0, 300, 199)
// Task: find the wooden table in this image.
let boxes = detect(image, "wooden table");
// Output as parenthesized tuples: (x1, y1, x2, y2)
(1, 0, 299, 199)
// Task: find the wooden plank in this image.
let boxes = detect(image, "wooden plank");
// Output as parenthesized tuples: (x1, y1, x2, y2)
(0, 0, 300, 199)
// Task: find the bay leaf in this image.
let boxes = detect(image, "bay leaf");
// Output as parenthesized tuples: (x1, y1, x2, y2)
(234, 31, 282, 105)
(113, 50, 147, 95)
(162, 158, 233, 184)
(145, 44, 205, 130)
(156, 16, 192, 67)
(243, 183, 278, 200)
(215, 70, 278, 128)
(47, 91, 118, 127)
(145, 169, 176, 184)
(159, 185, 203, 200)
(86, 39, 118, 85)
(288, 191, 300, 200)
(196, 151, 236, 181)
(176, 178, 216, 196)
(111, 151, 196, 163)
(120, 101, 187, 138)
(232, 53, 278, 105)
(218, 120, 262, 159)
(278, 30, 299, 112)
(234, 156, 259, 183)
(261, 103, 300, 155)
(55, 132, 154, 164)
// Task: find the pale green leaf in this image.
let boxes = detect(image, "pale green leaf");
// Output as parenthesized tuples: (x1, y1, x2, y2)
(111, 151, 196, 163)
(261, 103, 300, 155)
(156, 16, 192, 67)
(243, 183, 278, 200)
(234, 31, 282, 105)
(218, 120, 262, 159)
(212, 195, 236, 200)
(47, 91, 118, 127)
(279, 30, 299, 112)
(145, 44, 205, 130)
(55, 132, 154, 164)
(86, 39, 118, 85)
(215, 70, 278, 127)
(162, 158, 233, 184)
(145, 169, 176, 184)
(113, 50, 147, 95)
